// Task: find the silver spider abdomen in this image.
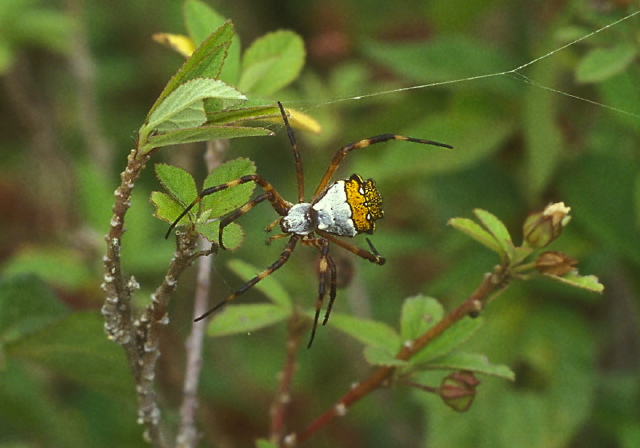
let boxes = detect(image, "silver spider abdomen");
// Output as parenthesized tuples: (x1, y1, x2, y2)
(312, 174, 384, 237)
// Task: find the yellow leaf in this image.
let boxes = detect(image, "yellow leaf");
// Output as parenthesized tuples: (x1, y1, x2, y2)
(152, 33, 196, 58)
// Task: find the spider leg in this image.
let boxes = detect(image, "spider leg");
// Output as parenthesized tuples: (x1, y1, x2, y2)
(277, 101, 305, 203)
(314, 134, 453, 197)
(321, 254, 337, 326)
(165, 174, 291, 239)
(218, 192, 271, 249)
(316, 230, 386, 265)
(194, 235, 299, 322)
(308, 238, 337, 348)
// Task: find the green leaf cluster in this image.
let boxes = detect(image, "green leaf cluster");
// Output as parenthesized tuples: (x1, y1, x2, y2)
(152, 158, 257, 250)
(450, 208, 603, 292)
(330, 295, 514, 380)
(137, 0, 307, 153)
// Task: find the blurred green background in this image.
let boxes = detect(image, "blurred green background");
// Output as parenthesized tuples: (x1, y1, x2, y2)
(1, 0, 639, 447)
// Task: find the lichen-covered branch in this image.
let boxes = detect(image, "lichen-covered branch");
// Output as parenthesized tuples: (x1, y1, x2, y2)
(102, 146, 209, 447)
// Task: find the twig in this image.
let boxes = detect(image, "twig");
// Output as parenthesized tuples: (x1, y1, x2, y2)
(285, 264, 510, 446)
(177, 139, 229, 447)
(270, 312, 307, 445)
(177, 239, 214, 448)
(103, 146, 209, 447)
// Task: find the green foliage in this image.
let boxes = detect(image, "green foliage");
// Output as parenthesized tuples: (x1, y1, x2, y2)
(575, 43, 637, 84)
(184, 0, 241, 83)
(0, 275, 67, 348)
(2, 1, 638, 447)
(238, 30, 306, 95)
(153, 158, 257, 249)
(0, 0, 73, 73)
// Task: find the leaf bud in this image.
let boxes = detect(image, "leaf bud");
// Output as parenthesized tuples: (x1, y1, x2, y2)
(523, 202, 571, 248)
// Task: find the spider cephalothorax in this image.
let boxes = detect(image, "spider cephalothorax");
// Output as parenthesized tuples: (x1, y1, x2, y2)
(167, 102, 452, 347)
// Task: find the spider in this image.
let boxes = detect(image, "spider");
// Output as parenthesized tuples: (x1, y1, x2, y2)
(166, 102, 452, 347)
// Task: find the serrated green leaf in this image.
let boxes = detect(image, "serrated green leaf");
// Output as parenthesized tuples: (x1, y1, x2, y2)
(145, 125, 272, 151)
(576, 44, 637, 84)
(0, 274, 67, 345)
(183, 0, 240, 84)
(5, 312, 133, 398)
(239, 30, 305, 95)
(412, 316, 484, 365)
(423, 352, 515, 380)
(207, 303, 289, 337)
(151, 191, 190, 225)
(543, 271, 604, 293)
(448, 217, 503, 255)
(206, 104, 280, 124)
(364, 345, 408, 367)
(201, 157, 257, 216)
(473, 208, 513, 260)
(147, 20, 234, 119)
(328, 312, 401, 353)
(400, 295, 444, 341)
(155, 163, 198, 205)
(197, 220, 244, 250)
(147, 78, 246, 132)
(227, 259, 292, 308)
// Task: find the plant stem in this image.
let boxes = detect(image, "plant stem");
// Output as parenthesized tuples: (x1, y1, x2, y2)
(270, 312, 307, 445)
(103, 147, 208, 447)
(177, 140, 227, 447)
(177, 238, 213, 448)
(285, 264, 510, 446)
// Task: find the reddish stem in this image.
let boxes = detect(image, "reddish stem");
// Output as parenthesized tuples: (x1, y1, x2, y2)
(287, 265, 509, 446)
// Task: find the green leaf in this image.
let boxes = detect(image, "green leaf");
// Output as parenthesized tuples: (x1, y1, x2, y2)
(422, 352, 515, 380)
(400, 295, 444, 341)
(151, 191, 190, 226)
(412, 316, 484, 365)
(0, 274, 67, 347)
(5, 312, 133, 398)
(146, 20, 235, 120)
(575, 44, 637, 84)
(184, 0, 225, 46)
(328, 312, 401, 353)
(155, 164, 198, 205)
(473, 208, 513, 260)
(152, 164, 198, 226)
(145, 125, 272, 150)
(2, 247, 94, 291)
(560, 154, 640, 265)
(227, 259, 293, 309)
(364, 345, 408, 367)
(238, 30, 305, 95)
(147, 78, 246, 132)
(206, 104, 280, 125)
(201, 157, 257, 216)
(198, 220, 244, 250)
(207, 304, 290, 337)
(183, 0, 240, 84)
(363, 36, 520, 95)
(448, 217, 503, 255)
(543, 271, 604, 293)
